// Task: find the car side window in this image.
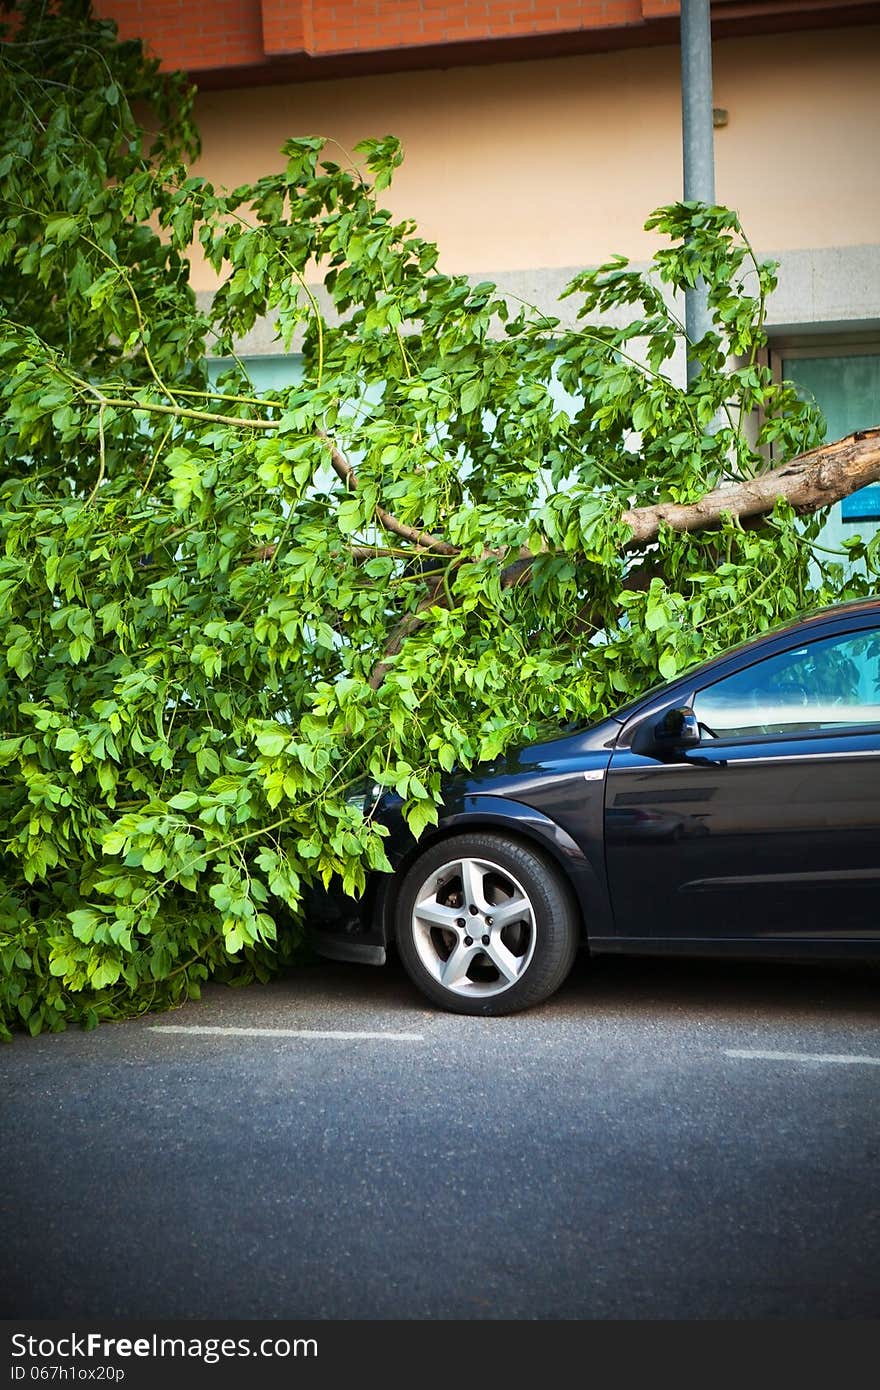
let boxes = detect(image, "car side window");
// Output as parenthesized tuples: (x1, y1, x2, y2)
(692, 627, 880, 739)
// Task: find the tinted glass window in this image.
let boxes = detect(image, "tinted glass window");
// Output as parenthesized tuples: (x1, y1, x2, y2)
(692, 628, 880, 738)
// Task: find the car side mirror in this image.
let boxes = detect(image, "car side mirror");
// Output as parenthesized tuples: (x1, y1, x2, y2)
(632, 706, 701, 758)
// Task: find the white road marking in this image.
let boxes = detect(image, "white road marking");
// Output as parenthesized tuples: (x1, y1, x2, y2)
(725, 1048, 880, 1067)
(149, 1025, 424, 1041)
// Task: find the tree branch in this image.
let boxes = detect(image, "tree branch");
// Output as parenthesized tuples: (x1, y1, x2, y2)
(498, 427, 880, 581)
(620, 426, 880, 547)
(367, 575, 448, 690)
(319, 432, 460, 557)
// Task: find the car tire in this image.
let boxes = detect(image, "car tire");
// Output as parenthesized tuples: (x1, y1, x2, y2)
(394, 832, 580, 1016)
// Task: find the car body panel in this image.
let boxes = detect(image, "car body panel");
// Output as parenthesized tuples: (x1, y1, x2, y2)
(605, 728, 880, 945)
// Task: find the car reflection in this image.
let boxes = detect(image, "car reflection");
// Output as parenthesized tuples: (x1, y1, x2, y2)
(606, 806, 710, 841)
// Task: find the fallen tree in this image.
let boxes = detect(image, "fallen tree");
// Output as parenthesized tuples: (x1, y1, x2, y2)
(1, 1, 877, 1035)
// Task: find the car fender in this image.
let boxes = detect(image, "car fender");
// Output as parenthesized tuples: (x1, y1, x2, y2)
(379, 793, 613, 947)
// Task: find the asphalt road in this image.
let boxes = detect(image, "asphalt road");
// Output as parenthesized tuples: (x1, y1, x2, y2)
(2, 952, 879, 1320)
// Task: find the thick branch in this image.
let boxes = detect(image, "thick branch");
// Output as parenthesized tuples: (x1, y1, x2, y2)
(496, 427, 880, 586)
(620, 427, 880, 547)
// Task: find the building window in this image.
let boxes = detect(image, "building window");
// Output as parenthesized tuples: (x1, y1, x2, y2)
(207, 353, 304, 393)
(769, 341, 880, 544)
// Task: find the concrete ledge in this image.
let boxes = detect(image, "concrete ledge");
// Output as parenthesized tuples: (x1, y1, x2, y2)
(198, 242, 880, 357)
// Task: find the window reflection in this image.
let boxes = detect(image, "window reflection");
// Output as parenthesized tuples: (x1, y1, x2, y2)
(693, 629, 880, 738)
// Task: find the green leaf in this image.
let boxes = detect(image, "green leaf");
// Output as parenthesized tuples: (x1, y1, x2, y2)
(45, 215, 79, 246)
(460, 378, 483, 414)
(169, 791, 199, 810)
(645, 602, 668, 633)
(255, 730, 288, 757)
(658, 649, 679, 681)
(68, 910, 99, 942)
(405, 799, 439, 838)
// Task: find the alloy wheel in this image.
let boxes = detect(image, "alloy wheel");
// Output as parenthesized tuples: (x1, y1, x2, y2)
(410, 855, 537, 999)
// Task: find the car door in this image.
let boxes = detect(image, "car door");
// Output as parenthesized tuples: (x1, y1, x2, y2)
(604, 621, 880, 947)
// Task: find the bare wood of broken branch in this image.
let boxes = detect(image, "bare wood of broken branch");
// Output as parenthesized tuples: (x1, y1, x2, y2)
(499, 426, 880, 574)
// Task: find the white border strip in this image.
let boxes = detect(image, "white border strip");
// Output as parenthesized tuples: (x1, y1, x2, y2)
(725, 1048, 880, 1066)
(149, 1025, 424, 1041)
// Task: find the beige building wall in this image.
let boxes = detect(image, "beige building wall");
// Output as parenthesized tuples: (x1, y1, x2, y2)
(191, 24, 880, 297)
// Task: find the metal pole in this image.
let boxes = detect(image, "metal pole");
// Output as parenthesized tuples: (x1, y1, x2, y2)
(681, 0, 715, 383)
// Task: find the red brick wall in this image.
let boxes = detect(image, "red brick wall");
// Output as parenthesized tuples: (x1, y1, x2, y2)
(94, 0, 650, 69)
(305, 1, 646, 53)
(92, 0, 265, 71)
(261, 0, 311, 55)
(90, 0, 879, 73)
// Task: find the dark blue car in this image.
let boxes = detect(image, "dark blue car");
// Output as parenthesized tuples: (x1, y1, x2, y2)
(307, 597, 880, 1015)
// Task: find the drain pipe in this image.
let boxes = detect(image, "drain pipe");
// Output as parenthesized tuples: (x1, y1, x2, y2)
(681, 0, 716, 383)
